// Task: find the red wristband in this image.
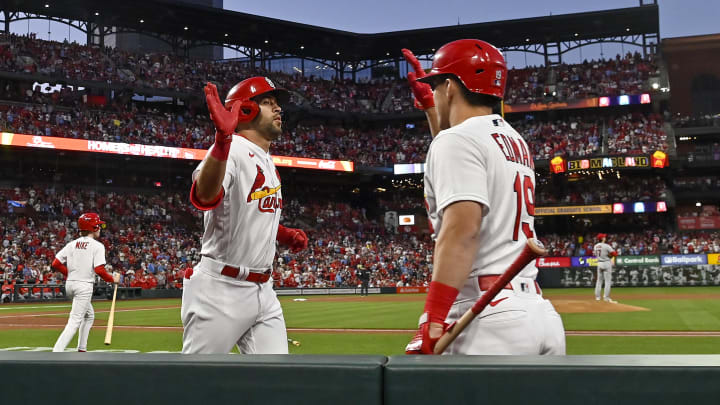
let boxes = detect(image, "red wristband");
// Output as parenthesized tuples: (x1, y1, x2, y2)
(51, 258, 68, 277)
(209, 139, 231, 161)
(189, 180, 224, 211)
(94, 265, 114, 284)
(424, 281, 459, 324)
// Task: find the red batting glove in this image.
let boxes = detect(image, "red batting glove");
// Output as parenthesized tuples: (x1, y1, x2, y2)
(405, 281, 459, 355)
(277, 225, 308, 253)
(401, 48, 434, 110)
(204, 82, 258, 161)
(405, 314, 451, 354)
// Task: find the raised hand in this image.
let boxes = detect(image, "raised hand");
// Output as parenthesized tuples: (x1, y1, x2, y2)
(402, 49, 435, 110)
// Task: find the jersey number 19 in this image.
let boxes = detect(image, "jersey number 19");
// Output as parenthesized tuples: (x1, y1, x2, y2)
(512, 172, 535, 241)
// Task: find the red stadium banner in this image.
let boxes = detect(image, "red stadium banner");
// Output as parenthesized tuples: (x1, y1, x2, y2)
(535, 257, 572, 268)
(504, 98, 598, 113)
(397, 286, 429, 294)
(0, 132, 354, 172)
(271, 156, 354, 172)
(677, 216, 720, 230)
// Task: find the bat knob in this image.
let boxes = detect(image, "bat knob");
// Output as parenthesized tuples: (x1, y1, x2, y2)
(528, 238, 548, 256)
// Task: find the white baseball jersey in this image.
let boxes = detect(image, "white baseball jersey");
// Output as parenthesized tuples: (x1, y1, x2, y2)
(593, 243, 615, 262)
(424, 114, 537, 278)
(193, 135, 282, 268)
(55, 236, 106, 283)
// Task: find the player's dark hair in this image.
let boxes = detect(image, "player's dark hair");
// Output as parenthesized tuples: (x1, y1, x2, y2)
(80, 230, 91, 236)
(452, 77, 502, 113)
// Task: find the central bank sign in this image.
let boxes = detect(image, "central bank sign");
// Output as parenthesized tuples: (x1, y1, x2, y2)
(567, 156, 649, 171)
(616, 255, 660, 266)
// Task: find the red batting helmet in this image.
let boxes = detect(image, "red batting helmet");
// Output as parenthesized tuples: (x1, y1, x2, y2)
(417, 39, 507, 99)
(224, 76, 290, 121)
(597, 233, 607, 240)
(78, 213, 105, 232)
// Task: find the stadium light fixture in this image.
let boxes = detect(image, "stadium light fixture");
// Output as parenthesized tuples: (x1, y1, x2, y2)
(184, 26, 188, 30)
(140, 19, 144, 23)
(574, 33, 579, 37)
(652, 82, 660, 90)
(525, 38, 530, 42)
(45, 4, 50, 8)
(626, 28, 630, 31)
(94, 12, 99, 16)
(224, 33, 228, 37)
(264, 40, 269, 44)
(696, 202, 702, 207)
(336, 51, 340, 55)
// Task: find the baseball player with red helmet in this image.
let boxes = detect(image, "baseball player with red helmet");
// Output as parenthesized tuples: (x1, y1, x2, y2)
(402, 40, 565, 355)
(52, 213, 119, 352)
(182, 77, 308, 354)
(594, 233, 618, 303)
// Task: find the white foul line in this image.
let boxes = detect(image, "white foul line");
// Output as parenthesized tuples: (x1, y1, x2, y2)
(0, 305, 71, 311)
(2, 324, 720, 337)
(0, 306, 180, 319)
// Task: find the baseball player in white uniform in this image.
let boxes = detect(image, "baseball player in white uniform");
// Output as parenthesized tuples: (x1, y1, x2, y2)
(182, 77, 308, 354)
(402, 40, 565, 355)
(594, 233, 618, 303)
(52, 213, 119, 352)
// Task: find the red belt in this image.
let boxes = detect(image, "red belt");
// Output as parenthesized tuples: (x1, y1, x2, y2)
(478, 275, 542, 295)
(220, 265, 272, 283)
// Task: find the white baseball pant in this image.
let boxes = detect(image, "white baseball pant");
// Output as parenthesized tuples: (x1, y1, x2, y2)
(53, 281, 95, 352)
(443, 276, 566, 355)
(595, 262, 613, 300)
(181, 265, 288, 354)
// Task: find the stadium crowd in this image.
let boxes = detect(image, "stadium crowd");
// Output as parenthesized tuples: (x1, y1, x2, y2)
(0, 100, 669, 166)
(540, 229, 720, 257)
(0, 182, 717, 300)
(1, 33, 658, 114)
(536, 176, 668, 206)
(672, 113, 720, 128)
(0, 185, 202, 297)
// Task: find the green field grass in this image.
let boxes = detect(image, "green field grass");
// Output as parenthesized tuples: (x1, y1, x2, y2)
(1, 287, 720, 355)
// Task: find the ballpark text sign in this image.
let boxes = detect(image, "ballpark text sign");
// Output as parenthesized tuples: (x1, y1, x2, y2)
(660, 255, 707, 266)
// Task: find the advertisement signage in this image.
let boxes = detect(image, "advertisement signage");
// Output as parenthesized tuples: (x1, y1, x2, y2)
(566, 156, 650, 171)
(1, 132, 354, 172)
(677, 216, 720, 230)
(536, 257, 571, 268)
(660, 255, 708, 266)
(708, 254, 720, 265)
(504, 98, 598, 113)
(535, 205, 612, 216)
(397, 286, 429, 294)
(616, 256, 661, 266)
(571, 256, 599, 267)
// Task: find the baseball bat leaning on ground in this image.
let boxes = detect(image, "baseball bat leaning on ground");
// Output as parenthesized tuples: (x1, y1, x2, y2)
(433, 238, 547, 354)
(104, 283, 118, 345)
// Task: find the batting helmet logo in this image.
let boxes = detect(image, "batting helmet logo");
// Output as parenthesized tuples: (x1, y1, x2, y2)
(78, 213, 106, 232)
(418, 39, 507, 99)
(225, 76, 290, 122)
